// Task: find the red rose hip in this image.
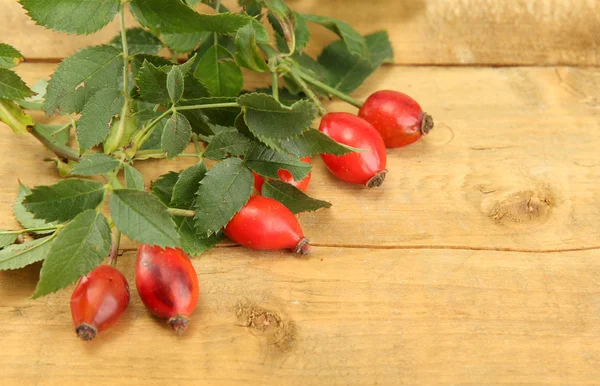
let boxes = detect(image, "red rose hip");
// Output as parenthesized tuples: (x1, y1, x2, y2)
(70, 265, 130, 341)
(224, 196, 310, 254)
(253, 157, 312, 193)
(136, 245, 199, 334)
(319, 112, 387, 187)
(359, 90, 434, 148)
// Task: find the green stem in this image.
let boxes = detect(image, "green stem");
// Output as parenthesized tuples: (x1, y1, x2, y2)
(119, 2, 129, 95)
(108, 229, 122, 266)
(28, 125, 79, 161)
(287, 70, 327, 116)
(52, 122, 72, 135)
(271, 71, 279, 101)
(191, 134, 203, 158)
(0, 225, 59, 235)
(293, 68, 363, 108)
(176, 102, 239, 111)
(167, 208, 196, 218)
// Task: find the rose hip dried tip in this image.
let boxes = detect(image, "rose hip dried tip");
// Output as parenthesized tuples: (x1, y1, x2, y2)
(295, 238, 311, 255)
(366, 169, 388, 188)
(75, 323, 97, 342)
(421, 113, 434, 135)
(169, 315, 190, 335)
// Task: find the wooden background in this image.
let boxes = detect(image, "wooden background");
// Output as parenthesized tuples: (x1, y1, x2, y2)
(2, 0, 600, 385)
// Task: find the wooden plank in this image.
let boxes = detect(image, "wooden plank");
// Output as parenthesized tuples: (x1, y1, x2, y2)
(2, 64, 599, 252)
(1, 247, 600, 384)
(2, 0, 600, 65)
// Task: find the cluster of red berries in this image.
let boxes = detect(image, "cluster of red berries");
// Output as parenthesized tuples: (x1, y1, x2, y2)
(70, 90, 432, 340)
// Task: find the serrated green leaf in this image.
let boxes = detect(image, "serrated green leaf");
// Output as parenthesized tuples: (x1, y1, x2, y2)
(250, 19, 270, 44)
(171, 161, 207, 209)
(238, 93, 317, 140)
(110, 27, 163, 55)
(0, 236, 54, 271)
(44, 45, 123, 115)
(263, 180, 331, 214)
(0, 68, 35, 100)
(161, 112, 192, 159)
(203, 131, 253, 160)
(151, 171, 180, 205)
(234, 24, 269, 72)
(268, 11, 309, 53)
(70, 153, 120, 176)
(194, 45, 243, 97)
(0, 43, 24, 69)
(302, 13, 368, 59)
(0, 99, 34, 134)
(14, 182, 57, 233)
(278, 128, 361, 156)
(18, 79, 48, 109)
(110, 189, 179, 248)
(264, 0, 295, 53)
(194, 158, 253, 236)
(35, 123, 70, 146)
(0, 231, 17, 249)
(317, 31, 393, 93)
(135, 60, 169, 104)
(163, 31, 211, 53)
(76, 88, 124, 152)
(175, 217, 222, 256)
(245, 144, 311, 181)
(21, 0, 120, 35)
(130, 0, 252, 34)
(23, 179, 105, 223)
(124, 164, 144, 190)
(33, 210, 111, 298)
(167, 66, 184, 103)
(131, 54, 171, 79)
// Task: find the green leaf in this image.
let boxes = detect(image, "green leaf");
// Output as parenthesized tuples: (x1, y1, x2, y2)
(35, 123, 70, 146)
(110, 189, 180, 248)
(76, 88, 124, 152)
(203, 131, 253, 160)
(0, 236, 54, 271)
(21, 0, 120, 35)
(151, 171, 180, 205)
(250, 19, 270, 44)
(0, 99, 34, 134)
(161, 112, 192, 159)
(171, 161, 207, 209)
(130, 0, 252, 34)
(167, 66, 184, 103)
(234, 24, 269, 72)
(14, 182, 57, 233)
(23, 179, 106, 223)
(263, 180, 331, 214)
(33, 210, 111, 298)
(70, 153, 120, 176)
(245, 144, 311, 181)
(175, 217, 221, 256)
(131, 54, 171, 79)
(163, 31, 211, 53)
(0, 68, 35, 100)
(110, 27, 163, 55)
(0, 44, 24, 69)
(124, 164, 145, 190)
(194, 45, 243, 97)
(18, 79, 48, 109)
(278, 128, 361, 156)
(317, 31, 393, 93)
(294, 14, 310, 52)
(238, 93, 317, 140)
(103, 111, 138, 154)
(264, 0, 296, 53)
(302, 13, 368, 59)
(0, 231, 17, 249)
(194, 158, 253, 236)
(44, 45, 123, 115)
(135, 60, 169, 104)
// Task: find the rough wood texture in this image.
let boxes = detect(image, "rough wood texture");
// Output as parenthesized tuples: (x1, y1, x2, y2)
(2, 0, 600, 65)
(1, 63, 600, 383)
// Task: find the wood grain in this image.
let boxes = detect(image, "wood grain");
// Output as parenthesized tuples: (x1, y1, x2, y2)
(2, 64, 599, 252)
(2, 0, 599, 65)
(2, 247, 600, 385)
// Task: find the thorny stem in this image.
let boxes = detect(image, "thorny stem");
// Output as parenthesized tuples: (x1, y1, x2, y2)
(108, 229, 122, 266)
(167, 208, 196, 218)
(28, 125, 79, 161)
(0, 225, 60, 235)
(287, 70, 328, 116)
(293, 68, 363, 109)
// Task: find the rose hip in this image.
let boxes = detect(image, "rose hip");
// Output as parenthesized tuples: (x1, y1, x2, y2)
(135, 245, 199, 334)
(70, 265, 130, 341)
(224, 196, 310, 254)
(319, 112, 387, 187)
(359, 90, 434, 148)
(253, 157, 312, 193)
